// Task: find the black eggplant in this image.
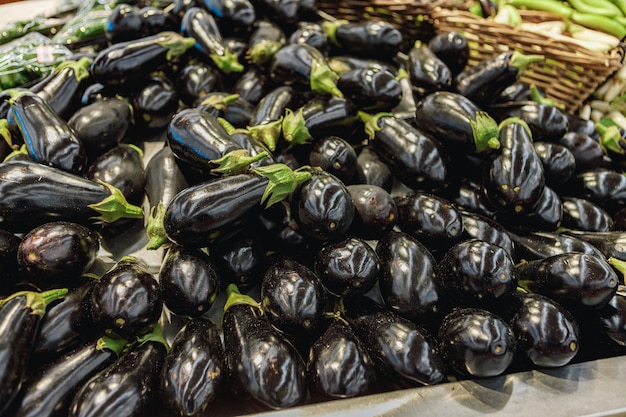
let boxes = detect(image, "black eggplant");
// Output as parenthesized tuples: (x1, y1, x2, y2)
(159, 245, 220, 317)
(346, 184, 397, 240)
(246, 20, 285, 66)
(510, 231, 604, 263)
(222, 285, 307, 410)
(7, 90, 87, 174)
(499, 185, 562, 233)
(247, 85, 297, 150)
(558, 132, 607, 173)
(447, 177, 499, 218)
(253, 0, 314, 30)
(159, 318, 227, 417)
(197, 93, 255, 129)
(562, 197, 613, 232)
(360, 112, 448, 192)
(140, 6, 179, 35)
(181, 7, 244, 73)
(176, 60, 223, 106)
(17, 221, 99, 287)
(0, 160, 143, 233)
(564, 168, 626, 214)
(0, 289, 67, 415)
(90, 257, 163, 338)
(308, 135, 357, 184)
(427, 31, 469, 76)
(407, 41, 452, 95)
(354, 146, 393, 192)
(337, 67, 402, 111)
(532, 141, 576, 187)
(289, 21, 328, 52)
(232, 67, 270, 104)
(296, 95, 357, 139)
(489, 101, 569, 142)
(560, 230, 626, 262)
(460, 210, 516, 260)
(202, 0, 256, 35)
(106, 4, 145, 44)
(131, 74, 179, 130)
(9, 336, 128, 417)
(323, 19, 402, 60)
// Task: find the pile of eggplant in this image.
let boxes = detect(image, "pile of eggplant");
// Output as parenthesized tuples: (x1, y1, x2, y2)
(1, 0, 626, 415)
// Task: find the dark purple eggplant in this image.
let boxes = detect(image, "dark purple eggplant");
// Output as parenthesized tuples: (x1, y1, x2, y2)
(376, 231, 441, 323)
(131, 74, 179, 130)
(253, 0, 313, 30)
(532, 141, 576, 187)
(360, 112, 448, 192)
(562, 197, 613, 232)
(159, 318, 227, 417)
(159, 245, 220, 317)
(308, 135, 357, 184)
(68, 334, 167, 417)
(7, 90, 87, 174)
(427, 31, 469, 76)
(9, 336, 128, 417)
(354, 146, 393, 192)
(197, 92, 255, 129)
(561, 230, 626, 262)
(328, 55, 398, 76)
(510, 231, 604, 263)
(246, 20, 285, 66)
(176, 60, 222, 106)
(447, 178, 499, 218)
(323, 19, 402, 60)
(346, 184, 397, 240)
(499, 185, 562, 233)
(460, 210, 516, 260)
(246, 85, 297, 150)
(308, 318, 377, 401)
(0, 289, 68, 415)
(106, 4, 145, 44)
(201, 0, 256, 34)
(90, 257, 162, 338)
(337, 67, 402, 111)
(407, 41, 452, 95)
(0, 160, 143, 233)
(596, 287, 626, 349)
(296, 95, 357, 139)
(232, 67, 270, 104)
(517, 253, 618, 310)
(289, 21, 328, 52)
(563, 168, 626, 214)
(222, 284, 307, 410)
(438, 307, 516, 378)
(559, 131, 608, 173)
(139, 6, 179, 36)
(17, 221, 99, 288)
(489, 101, 568, 142)
(0, 229, 21, 292)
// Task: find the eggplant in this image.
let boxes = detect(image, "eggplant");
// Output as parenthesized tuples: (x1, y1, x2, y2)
(176, 60, 223, 106)
(0, 160, 143, 233)
(561, 197, 614, 232)
(0, 229, 21, 292)
(232, 67, 270, 104)
(532, 142, 576, 187)
(246, 20, 286, 66)
(560, 230, 626, 262)
(9, 336, 127, 417)
(510, 231, 605, 263)
(460, 210, 516, 260)
(308, 135, 357, 184)
(0, 289, 68, 415)
(447, 178, 498, 218)
(499, 185, 562, 233)
(139, 6, 179, 36)
(427, 31, 469, 76)
(197, 92, 255, 129)
(323, 19, 402, 60)
(289, 21, 328, 52)
(359, 112, 448, 192)
(296, 95, 357, 139)
(68, 334, 167, 417)
(564, 168, 626, 214)
(407, 41, 452, 95)
(7, 90, 87, 174)
(253, 0, 313, 29)
(222, 285, 307, 411)
(346, 184, 397, 241)
(337, 67, 402, 111)
(489, 101, 569, 142)
(131, 74, 179, 130)
(354, 146, 393, 192)
(202, 0, 256, 35)
(558, 132, 608, 173)
(17, 221, 99, 288)
(106, 4, 145, 44)
(181, 7, 244, 74)
(247, 85, 297, 150)
(159, 318, 227, 416)
(159, 245, 220, 317)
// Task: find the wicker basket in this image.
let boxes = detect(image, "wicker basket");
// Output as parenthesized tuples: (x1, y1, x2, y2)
(431, 8, 625, 114)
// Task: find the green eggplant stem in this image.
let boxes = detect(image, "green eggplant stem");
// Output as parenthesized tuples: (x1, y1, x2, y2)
(282, 108, 311, 145)
(498, 117, 533, 139)
(509, 51, 544, 73)
(321, 19, 347, 47)
(0, 119, 15, 150)
(224, 283, 261, 312)
(53, 56, 92, 82)
(470, 111, 501, 153)
(217, 117, 237, 135)
(530, 85, 557, 107)
(210, 49, 244, 74)
(159, 32, 196, 60)
(358, 111, 392, 140)
(210, 149, 268, 175)
(247, 118, 283, 151)
(0, 288, 68, 318)
(146, 202, 169, 250)
(246, 40, 282, 66)
(309, 58, 343, 98)
(97, 335, 129, 356)
(3, 144, 27, 162)
(252, 163, 312, 208)
(199, 93, 240, 111)
(609, 257, 626, 282)
(88, 180, 144, 223)
(596, 122, 625, 155)
(137, 323, 170, 352)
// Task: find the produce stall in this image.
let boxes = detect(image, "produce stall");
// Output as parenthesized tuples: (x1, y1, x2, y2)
(1, 0, 626, 416)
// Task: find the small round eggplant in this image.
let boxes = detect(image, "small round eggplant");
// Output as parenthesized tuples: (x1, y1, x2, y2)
(564, 168, 626, 214)
(176, 60, 223, 106)
(209, 228, 265, 292)
(490, 101, 569, 142)
(132, 74, 179, 130)
(139, 6, 179, 35)
(459, 210, 516, 260)
(106, 4, 145, 44)
(308, 135, 357, 184)
(532, 142, 576, 187)
(201, 0, 256, 35)
(562, 197, 613, 232)
(355, 146, 393, 192)
(232, 67, 270, 105)
(448, 178, 498, 219)
(407, 42, 452, 95)
(427, 31, 469, 76)
(346, 184, 397, 240)
(499, 185, 562, 233)
(558, 132, 607, 173)
(289, 21, 328, 52)
(337, 67, 402, 111)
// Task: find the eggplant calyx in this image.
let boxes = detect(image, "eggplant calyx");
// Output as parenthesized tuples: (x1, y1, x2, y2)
(0, 119, 16, 150)
(0, 288, 68, 317)
(246, 40, 282, 66)
(247, 118, 282, 151)
(146, 202, 170, 250)
(609, 257, 626, 281)
(498, 116, 533, 139)
(224, 283, 261, 313)
(158, 32, 196, 60)
(5, 88, 30, 105)
(200, 93, 240, 111)
(88, 180, 144, 223)
(97, 334, 129, 357)
(358, 110, 392, 140)
(137, 323, 170, 352)
(3, 144, 27, 162)
(321, 19, 348, 47)
(54, 56, 92, 82)
(210, 149, 268, 175)
(529, 85, 557, 107)
(310, 58, 343, 98)
(252, 163, 312, 208)
(509, 51, 544, 73)
(395, 67, 409, 81)
(217, 116, 237, 134)
(210, 49, 244, 74)
(282, 108, 311, 145)
(596, 122, 625, 155)
(471, 111, 501, 152)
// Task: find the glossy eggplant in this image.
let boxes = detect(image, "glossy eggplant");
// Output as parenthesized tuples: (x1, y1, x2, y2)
(246, 20, 285, 66)
(407, 41, 452, 95)
(308, 135, 357, 184)
(289, 21, 328, 52)
(159, 318, 227, 417)
(90, 257, 162, 338)
(354, 146, 393, 192)
(308, 318, 377, 401)
(561, 230, 626, 262)
(517, 253, 618, 310)
(202, 0, 255, 34)
(447, 178, 498, 218)
(438, 307, 516, 378)
(68, 337, 167, 417)
(0, 289, 68, 415)
(197, 92, 255, 130)
(9, 337, 127, 417)
(564, 168, 626, 214)
(323, 19, 402, 60)
(106, 4, 145, 44)
(159, 245, 220, 317)
(376, 231, 441, 323)
(510, 231, 604, 263)
(532, 141, 576, 187)
(489, 101, 569, 142)
(8, 90, 87, 174)
(176, 60, 222, 106)
(337, 67, 402, 111)
(558, 132, 607, 173)
(232, 67, 270, 104)
(427, 31, 469, 76)
(132, 74, 179, 130)
(298, 95, 357, 138)
(140, 6, 179, 36)
(562, 197, 613, 232)
(360, 112, 448, 192)
(253, 0, 313, 29)
(460, 210, 515, 260)
(17, 221, 99, 287)
(0, 160, 143, 233)
(346, 184, 397, 241)
(222, 285, 308, 410)
(500, 185, 562, 233)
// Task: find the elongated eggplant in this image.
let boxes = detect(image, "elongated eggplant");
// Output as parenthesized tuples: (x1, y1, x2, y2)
(328, 55, 398, 76)
(296, 95, 357, 140)
(7, 90, 87, 174)
(564, 168, 626, 214)
(202, 0, 256, 34)
(510, 231, 604, 263)
(337, 67, 402, 111)
(181, 7, 244, 74)
(359, 112, 448, 192)
(562, 197, 613, 232)
(222, 284, 307, 411)
(558, 132, 607, 173)
(346, 184, 397, 240)
(68, 333, 166, 417)
(250, 85, 296, 126)
(0, 289, 67, 415)
(232, 67, 269, 104)
(176, 60, 223, 106)
(90, 31, 196, 86)
(0, 160, 143, 232)
(460, 210, 515, 260)
(9, 336, 127, 417)
(308, 135, 357, 184)
(323, 19, 402, 60)
(532, 142, 576, 187)
(561, 230, 626, 262)
(17, 221, 99, 288)
(160, 318, 227, 416)
(131, 74, 179, 130)
(197, 92, 255, 129)
(489, 101, 568, 142)
(407, 41, 452, 95)
(427, 31, 469, 76)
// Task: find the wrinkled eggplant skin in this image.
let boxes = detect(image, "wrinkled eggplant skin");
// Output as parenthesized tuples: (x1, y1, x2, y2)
(210, 228, 265, 292)
(438, 307, 516, 378)
(10, 342, 118, 417)
(558, 132, 607, 173)
(233, 67, 269, 104)
(347, 310, 446, 389)
(407, 44, 452, 95)
(376, 231, 441, 324)
(87, 144, 146, 207)
(333, 20, 402, 60)
(427, 31, 469, 76)
(354, 146, 393, 192)
(314, 236, 379, 297)
(371, 115, 448, 192)
(291, 169, 355, 241)
(223, 303, 307, 411)
(337, 67, 402, 111)
(144, 146, 190, 210)
(68, 341, 166, 417)
(261, 258, 326, 336)
(564, 169, 626, 214)
(90, 260, 163, 338)
(517, 253, 618, 310)
(502, 185, 562, 233)
(10, 92, 87, 174)
(437, 239, 517, 307)
(510, 292, 580, 368)
(455, 51, 517, 107)
(177, 61, 222, 106)
(159, 245, 220, 318)
(308, 135, 357, 184)
(490, 102, 569, 142)
(460, 210, 516, 260)
(562, 197, 613, 232)
(0, 296, 41, 415)
(160, 318, 227, 417)
(0, 230, 21, 292)
(510, 231, 604, 263)
(346, 184, 397, 240)
(533, 142, 576, 187)
(132, 75, 179, 130)
(308, 319, 377, 401)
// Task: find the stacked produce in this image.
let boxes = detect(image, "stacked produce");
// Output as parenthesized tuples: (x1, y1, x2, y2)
(0, 0, 626, 416)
